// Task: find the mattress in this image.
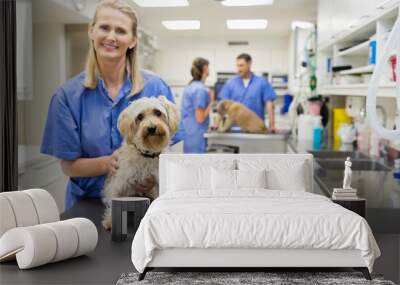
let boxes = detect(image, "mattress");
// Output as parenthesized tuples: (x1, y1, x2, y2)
(131, 190, 380, 273)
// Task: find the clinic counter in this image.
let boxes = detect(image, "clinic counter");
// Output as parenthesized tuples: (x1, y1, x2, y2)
(0, 199, 132, 285)
(287, 138, 400, 234)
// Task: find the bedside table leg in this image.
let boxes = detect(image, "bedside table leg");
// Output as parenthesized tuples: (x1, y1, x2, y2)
(138, 267, 148, 281)
(111, 202, 123, 242)
(354, 267, 371, 280)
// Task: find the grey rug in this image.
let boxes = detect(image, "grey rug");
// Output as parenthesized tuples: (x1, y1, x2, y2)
(117, 271, 396, 285)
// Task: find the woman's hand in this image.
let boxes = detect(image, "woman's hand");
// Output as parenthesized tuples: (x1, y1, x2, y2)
(208, 89, 215, 102)
(61, 150, 119, 178)
(269, 127, 278, 134)
(105, 150, 119, 176)
(133, 175, 157, 193)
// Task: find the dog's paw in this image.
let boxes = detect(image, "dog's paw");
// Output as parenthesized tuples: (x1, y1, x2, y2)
(102, 215, 112, 231)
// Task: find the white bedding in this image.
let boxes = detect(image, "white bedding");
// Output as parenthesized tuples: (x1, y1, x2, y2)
(131, 190, 380, 273)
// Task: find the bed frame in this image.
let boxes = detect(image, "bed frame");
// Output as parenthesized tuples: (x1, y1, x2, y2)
(139, 248, 370, 280)
(138, 154, 372, 281)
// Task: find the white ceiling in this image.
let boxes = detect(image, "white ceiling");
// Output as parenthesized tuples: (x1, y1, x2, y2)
(33, 0, 318, 39)
(133, 0, 318, 38)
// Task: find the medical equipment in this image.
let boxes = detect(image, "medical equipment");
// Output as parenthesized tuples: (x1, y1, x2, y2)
(288, 27, 318, 136)
(366, 16, 400, 140)
(303, 30, 317, 96)
(297, 114, 321, 142)
(332, 108, 353, 149)
(313, 118, 323, 150)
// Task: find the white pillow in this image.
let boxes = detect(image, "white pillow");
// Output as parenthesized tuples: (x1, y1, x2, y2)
(238, 159, 308, 191)
(236, 169, 267, 189)
(211, 168, 236, 190)
(167, 162, 211, 191)
(166, 159, 236, 193)
(211, 169, 267, 191)
(266, 162, 306, 191)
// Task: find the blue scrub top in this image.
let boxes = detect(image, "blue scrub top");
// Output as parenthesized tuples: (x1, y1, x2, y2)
(181, 80, 210, 153)
(218, 73, 277, 119)
(41, 70, 184, 209)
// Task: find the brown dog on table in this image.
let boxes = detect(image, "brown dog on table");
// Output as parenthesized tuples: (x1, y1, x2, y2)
(217, 99, 269, 133)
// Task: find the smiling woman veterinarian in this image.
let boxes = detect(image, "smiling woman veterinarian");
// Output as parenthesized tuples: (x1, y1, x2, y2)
(41, 0, 183, 209)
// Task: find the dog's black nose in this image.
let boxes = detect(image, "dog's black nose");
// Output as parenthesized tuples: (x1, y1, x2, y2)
(147, 126, 157, 134)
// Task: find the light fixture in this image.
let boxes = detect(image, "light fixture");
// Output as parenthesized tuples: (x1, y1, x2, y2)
(133, 0, 189, 7)
(221, 0, 273, 6)
(162, 20, 200, 30)
(226, 19, 268, 30)
(291, 21, 314, 30)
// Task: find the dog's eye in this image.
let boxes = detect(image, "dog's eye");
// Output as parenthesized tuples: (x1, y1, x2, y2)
(137, 114, 144, 121)
(154, 110, 162, 117)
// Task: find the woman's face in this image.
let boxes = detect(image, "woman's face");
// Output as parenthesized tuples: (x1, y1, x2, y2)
(203, 64, 210, 78)
(89, 7, 136, 62)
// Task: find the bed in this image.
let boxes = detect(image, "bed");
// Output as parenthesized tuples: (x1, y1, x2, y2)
(131, 154, 380, 280)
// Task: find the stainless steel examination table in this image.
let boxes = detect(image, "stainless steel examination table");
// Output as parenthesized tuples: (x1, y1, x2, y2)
(205, 130, 291, 153)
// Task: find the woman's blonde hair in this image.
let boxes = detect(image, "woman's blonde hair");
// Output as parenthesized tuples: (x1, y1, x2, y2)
(83, 0, 143, 96)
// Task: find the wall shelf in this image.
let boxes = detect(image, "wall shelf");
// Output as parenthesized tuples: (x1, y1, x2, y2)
(337, 40, 370, 57)
(339, 65, 374, 75)
(319, 83, 396, 98)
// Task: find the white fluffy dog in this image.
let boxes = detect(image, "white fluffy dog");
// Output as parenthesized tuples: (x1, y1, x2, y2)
(102, 96, 180, 230)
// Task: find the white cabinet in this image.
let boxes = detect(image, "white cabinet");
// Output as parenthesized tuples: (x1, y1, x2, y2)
(19, 157, 68, 213)
(16, 0, 33, 100)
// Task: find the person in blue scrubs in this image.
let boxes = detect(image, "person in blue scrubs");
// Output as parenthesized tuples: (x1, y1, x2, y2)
(181, 58, 214, 153)
(219, 53, 277, 132)
(41, 0, 183, 209)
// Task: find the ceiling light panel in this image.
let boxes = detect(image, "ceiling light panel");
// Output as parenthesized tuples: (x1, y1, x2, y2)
(133, 0, 189, 7)
(162, 20, 200, 30)
(221, 0, 274, 6)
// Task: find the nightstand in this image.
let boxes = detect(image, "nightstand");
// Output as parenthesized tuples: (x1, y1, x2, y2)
(111, 197, 150, 242)
(332, 198, 366, 218)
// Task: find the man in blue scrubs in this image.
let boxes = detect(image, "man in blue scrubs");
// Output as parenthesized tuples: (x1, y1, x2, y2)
(219, 53, 277, 132)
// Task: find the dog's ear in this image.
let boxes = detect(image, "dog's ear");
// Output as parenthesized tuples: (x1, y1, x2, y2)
(217, 100, 228, 115)
(159, 96, 180, 135)
(118, 108, 135, 141)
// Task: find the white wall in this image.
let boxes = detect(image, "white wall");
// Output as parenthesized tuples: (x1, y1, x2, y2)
(18, 23, 69, 211)
(65, 24, 89, 79)
(18, 22, 67, 154)
(23, 23, 66, 147)
(154, 35, 290, 87)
